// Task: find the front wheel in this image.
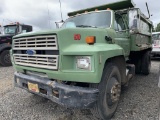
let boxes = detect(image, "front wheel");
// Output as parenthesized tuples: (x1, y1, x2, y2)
(0, 50, 12, 66)
(90, 62, 121, 120)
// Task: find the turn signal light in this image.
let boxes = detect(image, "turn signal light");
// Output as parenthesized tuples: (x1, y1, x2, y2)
(86, 36, 95, 44)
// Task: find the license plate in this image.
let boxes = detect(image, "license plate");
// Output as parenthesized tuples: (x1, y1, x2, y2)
(28, 82, 39, 93)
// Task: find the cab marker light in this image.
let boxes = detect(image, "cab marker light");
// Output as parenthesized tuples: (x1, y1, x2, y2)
(86, 36, 95, 44)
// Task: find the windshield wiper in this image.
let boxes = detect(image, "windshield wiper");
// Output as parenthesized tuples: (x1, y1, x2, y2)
(76, 25, 97, 28)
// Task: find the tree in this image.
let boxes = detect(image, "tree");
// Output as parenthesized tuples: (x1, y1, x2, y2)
(155, 23, 160, 32)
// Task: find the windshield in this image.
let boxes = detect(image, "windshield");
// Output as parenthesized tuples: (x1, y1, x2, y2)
(62, 11, 111, 28)
(4, 25, 17, 34)
(152, 33, 160, 41)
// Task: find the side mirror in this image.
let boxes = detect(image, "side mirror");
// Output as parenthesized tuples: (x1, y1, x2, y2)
(129, 9, 139, 33)
(55, 20, 64, 28)
(132, 19, 137, 28)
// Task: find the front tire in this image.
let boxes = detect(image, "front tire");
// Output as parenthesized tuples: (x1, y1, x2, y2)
(0, 50, 12, 66)
(90, 62, 121, 120)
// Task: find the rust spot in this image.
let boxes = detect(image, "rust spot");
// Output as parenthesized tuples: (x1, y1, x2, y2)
(48, 81, 54, 86)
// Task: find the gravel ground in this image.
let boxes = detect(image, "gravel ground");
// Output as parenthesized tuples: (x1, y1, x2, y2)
(0, 60, 160, 120)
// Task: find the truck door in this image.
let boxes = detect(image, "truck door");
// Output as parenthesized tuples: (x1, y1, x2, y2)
(114, 14, 130, 56)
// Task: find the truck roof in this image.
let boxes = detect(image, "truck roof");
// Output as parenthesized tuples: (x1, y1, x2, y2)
(3, 24, 32, 27)
(68, 0, 135, 16)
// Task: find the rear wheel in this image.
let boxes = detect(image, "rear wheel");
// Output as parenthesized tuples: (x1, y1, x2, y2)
(90, 62, 121, 120)
(135, 58, 141, 74)
(141, 51, 151, 75)
(0, 50, 12, 66)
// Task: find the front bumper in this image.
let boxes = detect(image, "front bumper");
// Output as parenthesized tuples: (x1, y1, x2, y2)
(14, 72, 98, 108)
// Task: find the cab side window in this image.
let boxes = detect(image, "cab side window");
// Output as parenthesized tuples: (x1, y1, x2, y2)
(114, 20, 118, 31)
(114, 20, 122, 31)
(22, 26, 29, 33)
(114, 14, 126, 31)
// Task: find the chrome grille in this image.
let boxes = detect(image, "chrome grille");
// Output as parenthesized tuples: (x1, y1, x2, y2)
(13, 54, 58, 70)
(13, 35, 58, 50)
(13, 35, 59, 70)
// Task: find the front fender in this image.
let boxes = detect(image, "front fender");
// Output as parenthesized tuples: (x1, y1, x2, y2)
(92, 44, 125, 83)
(62, 43, 125, 83)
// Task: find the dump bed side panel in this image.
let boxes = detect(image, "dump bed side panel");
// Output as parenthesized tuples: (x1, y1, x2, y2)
(129, 9, 152, 51)
(130, 34, 152, 51)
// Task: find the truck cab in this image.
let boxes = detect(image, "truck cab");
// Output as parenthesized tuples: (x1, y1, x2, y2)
(11, 0, 152, 119)
(0, 23, 32, 66)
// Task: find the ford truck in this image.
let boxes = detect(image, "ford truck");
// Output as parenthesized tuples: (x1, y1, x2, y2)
(11, 0, 153, 119)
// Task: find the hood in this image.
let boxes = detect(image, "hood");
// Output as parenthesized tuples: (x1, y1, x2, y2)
(13, 28, 110, 41)
(13, 29, 61, 39)
(0, 34, 13, 42)
(0, 34, 13, 37)
(12, 28, 115, 52)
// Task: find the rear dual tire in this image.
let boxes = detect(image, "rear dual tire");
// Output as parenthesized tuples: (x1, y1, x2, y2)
(141, 51, 151, 75)
(134, 51, 151, 75)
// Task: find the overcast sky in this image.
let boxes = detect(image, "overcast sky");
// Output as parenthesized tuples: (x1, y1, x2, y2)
(0, 0, 159, 30)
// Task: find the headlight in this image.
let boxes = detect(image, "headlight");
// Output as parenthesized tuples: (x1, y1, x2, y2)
(76, 56, 91, 70)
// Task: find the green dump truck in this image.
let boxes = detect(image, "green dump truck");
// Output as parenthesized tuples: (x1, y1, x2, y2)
(11, 0, 152, 119)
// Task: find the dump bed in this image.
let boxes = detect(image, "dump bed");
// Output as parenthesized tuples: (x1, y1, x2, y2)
(128, 8, 153, 51)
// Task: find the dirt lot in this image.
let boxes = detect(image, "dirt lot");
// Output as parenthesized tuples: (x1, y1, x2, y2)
(0, 60, 160, 120)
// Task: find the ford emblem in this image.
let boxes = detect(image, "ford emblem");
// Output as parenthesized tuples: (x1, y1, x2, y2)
(26, 50, 36, 55)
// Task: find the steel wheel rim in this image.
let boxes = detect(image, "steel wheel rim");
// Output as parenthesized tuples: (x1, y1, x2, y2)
(4, 53, 11, 63)
(106, 76, 121, 108)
